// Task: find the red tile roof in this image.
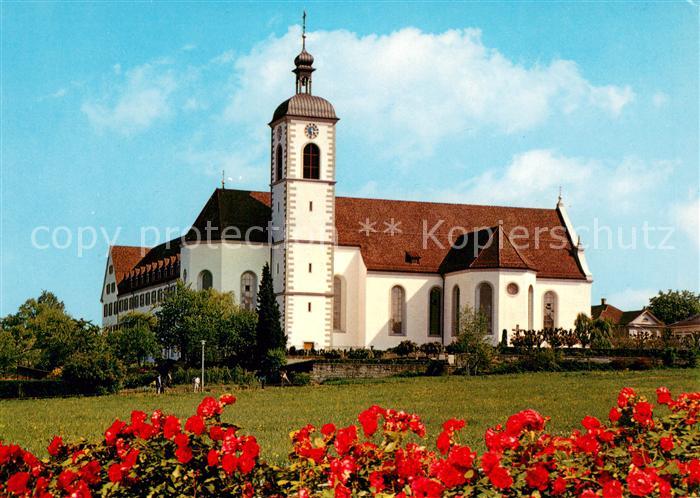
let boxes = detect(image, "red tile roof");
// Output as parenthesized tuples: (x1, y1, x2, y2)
(669, 313, 700, 327)
(109, 188, 589, 294)
(110, 246, 149, 285)
(591, 303, 625, 323)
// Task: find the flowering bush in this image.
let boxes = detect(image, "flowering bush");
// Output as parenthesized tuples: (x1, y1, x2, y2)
(2, 387, 698, 497)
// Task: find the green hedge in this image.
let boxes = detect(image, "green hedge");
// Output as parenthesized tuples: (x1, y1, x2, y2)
(0, 380, 79, 399)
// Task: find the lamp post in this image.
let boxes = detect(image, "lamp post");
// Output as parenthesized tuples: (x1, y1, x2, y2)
(201, 340, 206, 392)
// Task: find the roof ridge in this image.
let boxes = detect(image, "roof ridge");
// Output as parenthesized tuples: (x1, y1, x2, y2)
(499, 226, 537, 270)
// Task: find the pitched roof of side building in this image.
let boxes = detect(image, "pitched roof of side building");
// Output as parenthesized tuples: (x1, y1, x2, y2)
(108, 188, 588, 296)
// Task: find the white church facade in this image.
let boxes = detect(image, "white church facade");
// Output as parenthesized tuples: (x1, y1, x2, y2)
(100, 34, 593, 350)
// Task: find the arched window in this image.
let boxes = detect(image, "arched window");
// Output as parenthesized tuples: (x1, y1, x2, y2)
(275, 144, 283, 181)
(333, 277, 344, 332)
(428, 287, 442, 337)
(543, 291, 557, 329)
(452, 285, 461, 336)
(476, 282, 494, 335)
(390, 285, 406, 335)
(240, 271, 257, 311)
(199, 270, 213, 290)
(303, 143, 320, 179)
(528, 285, 534, 329)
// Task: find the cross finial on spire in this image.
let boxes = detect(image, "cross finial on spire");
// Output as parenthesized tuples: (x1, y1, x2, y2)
(221, 170, 225, 189)
(302, 10, 307, 50)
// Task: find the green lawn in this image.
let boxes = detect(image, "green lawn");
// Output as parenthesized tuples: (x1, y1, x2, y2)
(1, 369, 697, 463)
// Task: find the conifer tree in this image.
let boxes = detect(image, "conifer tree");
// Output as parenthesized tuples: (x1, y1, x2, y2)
(255, 263, 285, 366)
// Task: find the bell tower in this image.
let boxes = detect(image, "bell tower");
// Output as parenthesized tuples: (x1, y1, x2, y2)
(269, 13, 339, 349)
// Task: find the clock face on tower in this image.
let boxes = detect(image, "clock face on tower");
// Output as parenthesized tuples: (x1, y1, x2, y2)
(304, 123, 319, 139)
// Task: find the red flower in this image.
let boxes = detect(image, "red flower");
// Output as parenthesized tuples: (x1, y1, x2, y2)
(581, 416, 601, 430)
(47, 436, 64, 457)
(551, 476, 567, 495)
(656, 387, 672, 405)
(602, 479, 623, 498)
(163, 415, 181, 439)
(108, 463, 123, 483)
(358, 406, 383, 437)
(79, 460, 101, 485)
(334, 426, 357, 455)
(57, 469, 77, 490)
(627, 468, 656, 496)
(175, 445, 193, 464)
(687, 459, 700, 485)
(207, 449, 219, 467)
(481, 451, 501, 474)
(369, 471, 385, 493)
(219, 393, 236, 406)
(7, 471, 30, 495)
(184, 415, 205, 435)
(209, 425, 224, 441)
(104, 419, 126, 446)
(525, 463, 550, 491)
(609, 407, 621, 423)
(321, 423, 336, 437)
(447, 444, 475, 470)
(633, 402, 654, 427)
(174, 432, 190, 448)
(618, 387, 636, 407)
(489, 465, 513, 489)
(505, 409, 545, 436)
(659, 436, 674, 452)
(221, 453, 237, 474)
(197, 397, 222, 419)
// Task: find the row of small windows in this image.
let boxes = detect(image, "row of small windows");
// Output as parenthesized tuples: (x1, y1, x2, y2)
(273, 143, 321, 181)
(103, 285, 176, 318)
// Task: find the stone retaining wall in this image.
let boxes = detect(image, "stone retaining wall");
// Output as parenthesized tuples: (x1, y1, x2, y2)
(310, 361, 430, 383)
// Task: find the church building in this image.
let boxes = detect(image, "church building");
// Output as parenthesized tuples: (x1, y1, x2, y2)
(100, 31, 593, 350)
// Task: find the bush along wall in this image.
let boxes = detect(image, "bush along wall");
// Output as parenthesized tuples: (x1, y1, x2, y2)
(2, 387, 699, 497)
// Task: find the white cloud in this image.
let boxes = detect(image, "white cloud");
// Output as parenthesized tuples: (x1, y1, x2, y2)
(427, 149, 671, 212)
(652, 91, 669, 108)
(224, 27, 634, 159)
(181, 43, 197, 51)
(82, 63, 177, 135)
(604, 288, 656, 310)
(671, 195, 700, 247)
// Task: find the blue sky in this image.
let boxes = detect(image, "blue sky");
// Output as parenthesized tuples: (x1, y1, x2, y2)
(1, 2, 698, 322)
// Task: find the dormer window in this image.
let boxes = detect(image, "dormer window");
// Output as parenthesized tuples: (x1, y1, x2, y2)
(405, 251, 421, 264)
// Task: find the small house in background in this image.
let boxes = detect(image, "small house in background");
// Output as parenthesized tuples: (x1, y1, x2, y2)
(591, 298, 665, 336)
(669, 314, 700, 338)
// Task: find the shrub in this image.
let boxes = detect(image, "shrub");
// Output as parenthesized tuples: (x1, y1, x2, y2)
(2, 387, 698, 497)
(290, 372, 311, 386)
(419, 341, 444, 357)
(0, 380, 78, 399)
(517, 348, 561, 372)
(61, 351, 124, 395)
(392, 340, 418, 357)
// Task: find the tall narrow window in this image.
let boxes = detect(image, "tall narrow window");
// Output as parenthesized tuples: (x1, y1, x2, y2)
(303, 143, 320, 179)
(240, 271, 257, 311)
(390, 286, 406, 335)
(428, 287, 442, 337)
(452, 285, 461, 335)
(275, 144, 283, 181)
(528, 285, 534, 329)
(199, 270, 213, 290)
(543, 291, 557, 329)
(333, 277, 343, 332)
(476, 282, 494, 335)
